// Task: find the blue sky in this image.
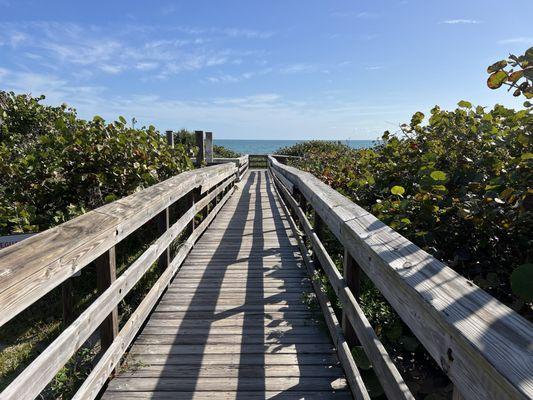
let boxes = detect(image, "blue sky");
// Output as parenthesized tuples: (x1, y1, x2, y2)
(0, 0, 531, 140)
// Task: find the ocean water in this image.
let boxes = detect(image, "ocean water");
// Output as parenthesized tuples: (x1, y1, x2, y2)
(214, 139, 376, 155)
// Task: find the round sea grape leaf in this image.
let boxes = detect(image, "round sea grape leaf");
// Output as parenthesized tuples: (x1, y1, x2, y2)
(487, 71, 508, 89)
(391, 185, 405, 196)
(430, 170, 447, 181)
(487, 60, 507, 73)
(510, 264, 533, 301)
(457, 100, 472, 108)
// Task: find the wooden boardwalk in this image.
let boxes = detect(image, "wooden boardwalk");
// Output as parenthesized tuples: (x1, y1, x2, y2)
(103, 170, 351, 399)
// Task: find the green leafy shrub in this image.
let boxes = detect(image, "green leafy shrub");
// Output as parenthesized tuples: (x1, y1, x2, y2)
(173, 129, 241, 158)
(0, 91, 193, 234)
(213, 144, 241, 158)
(277, 102, 532, 396)
(486, 46, 533, 104)
(279, 103, 532, 310)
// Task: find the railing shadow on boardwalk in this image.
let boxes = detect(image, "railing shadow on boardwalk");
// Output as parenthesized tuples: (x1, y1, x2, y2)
(139, 170, 343, 398)
(148, 173, 257, 398)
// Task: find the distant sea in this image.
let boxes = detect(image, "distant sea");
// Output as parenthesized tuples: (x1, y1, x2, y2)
(214, 139, 376, 155)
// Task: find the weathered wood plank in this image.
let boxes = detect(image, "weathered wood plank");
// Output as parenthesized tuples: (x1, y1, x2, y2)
(0, 163, 237, 329)
(106, 376, 348, 392)
(102, 391, 353, 400)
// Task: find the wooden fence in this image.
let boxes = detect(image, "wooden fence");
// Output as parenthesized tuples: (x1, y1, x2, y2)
(268, 155, 533, 400)
(0, 161, 246, 400)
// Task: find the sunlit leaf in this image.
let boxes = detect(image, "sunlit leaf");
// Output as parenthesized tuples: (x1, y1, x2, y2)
(430, 170, 447, 181)
(390, 185, 405, 196)
(487, 71, 508, 89)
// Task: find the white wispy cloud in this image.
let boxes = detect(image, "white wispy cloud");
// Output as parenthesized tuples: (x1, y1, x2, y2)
(0, 21, 273, 80)
(280, 63, 317, 74)
(497, 37, 533, 44)
(0, 67, 415, 139)
(331, 11, 379, 19)
(365, 65, 384, 70)
(441, 19, 481, 25)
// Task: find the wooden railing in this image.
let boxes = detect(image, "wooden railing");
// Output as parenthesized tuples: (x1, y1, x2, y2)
(207, 155, 249, 181)
(268, 155, 533, 400)
(0, 162, 240, 400)
(248, 154, 268, 168)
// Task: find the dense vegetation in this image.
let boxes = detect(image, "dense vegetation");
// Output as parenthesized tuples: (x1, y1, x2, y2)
(0, 92, 239, 397)
(0, 91, 193, 235)
(276, 102, 532, 397)
(174, 128, 241, 158)
(486, 46, 533, 103)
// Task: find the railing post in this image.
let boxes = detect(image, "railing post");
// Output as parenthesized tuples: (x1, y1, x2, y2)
(166, 130, 174, 147)
(313, 211, 323, 271)
(62, 279, 74, 324)
(188, 188, 199, 234)
(157, 208, 170, 270)
(343, 248, 361, 348)
(453, 387, 465, 400)
(95, 247, 118, 352)
(195, 130, 204, 167)
(205, 131, 213, 164)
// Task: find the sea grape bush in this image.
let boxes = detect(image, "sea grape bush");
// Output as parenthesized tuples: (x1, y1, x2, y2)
(173, 129, 242, 158)
(277, 102, 532, 315)
(487, 46, 533, 104)
(277, 103, 532, 397)
(0, 91, 193, 234)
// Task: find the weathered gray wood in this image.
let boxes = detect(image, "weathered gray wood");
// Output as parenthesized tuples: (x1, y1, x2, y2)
(343, 248, 360, 348)
(205, 131, 213, 164)
(101, 391, 353, 400)
(100, 171, 349, 400)
(61, 279, 74, 324)
(0, 167, 237, 400)
(165, 130, 174, 147)
(271, 170, 414, 400)
(72, 184, 235, 400)
(271, 171, 370, 400)
(195, 130, 204, 167)
(269, 155, 533, 400)
(156, 208, 170, 270)
(0, 163, 237, 329)
(95, 247, 118, 352)
(106, 376, 348, 391)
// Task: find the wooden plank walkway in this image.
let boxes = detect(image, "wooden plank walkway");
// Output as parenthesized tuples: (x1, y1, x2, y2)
(103, 170, 351, 399)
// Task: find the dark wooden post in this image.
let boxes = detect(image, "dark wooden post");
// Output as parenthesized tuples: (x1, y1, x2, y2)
(313, 211, 324, 271)
(157, 208, 170, 270)
(188, 188, 199, 234)
(62, 279, 74, 324)
(195, 130, 204, 168)
(205, 131, 213, 164)
(342, 248, 361, 348)
(95, 247, 118, 352)
(166, 130, 174, 147)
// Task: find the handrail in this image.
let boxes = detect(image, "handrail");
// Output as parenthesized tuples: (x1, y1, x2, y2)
(268, 155, 533, 400)
(192, 155, 249, 181)
(0, 162, 238, 399)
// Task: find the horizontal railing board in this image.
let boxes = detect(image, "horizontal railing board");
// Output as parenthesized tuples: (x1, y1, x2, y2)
(268, 155, 533, 400)
(0, 163, 237, 328)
